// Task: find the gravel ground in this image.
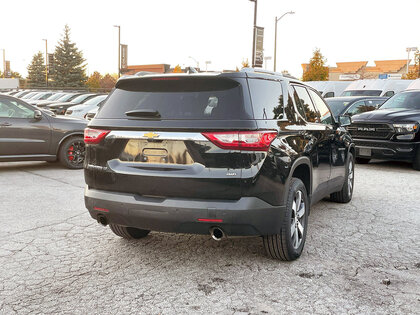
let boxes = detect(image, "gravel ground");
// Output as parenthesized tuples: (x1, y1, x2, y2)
(0, 160, 419, 314)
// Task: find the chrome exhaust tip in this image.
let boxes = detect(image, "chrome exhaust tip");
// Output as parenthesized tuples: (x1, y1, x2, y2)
(209, 227, 225, 241)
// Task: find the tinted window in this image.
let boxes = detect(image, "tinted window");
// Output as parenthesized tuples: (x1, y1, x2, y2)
(367, 99, 385, 108)
(0, 98, 34, 118)
(324, 92, 334, 98)
(384, 91, 395, 97)
(325, 99, 351, 118)
(308, 89, 332, 124)
(248, 79, 283, 119)
(342, 90, 382, 96)
(97, 77, 252, 120)
(293, 86, 319, 123)
(380, 91, 420, 110)
(346, 100, 369, 116)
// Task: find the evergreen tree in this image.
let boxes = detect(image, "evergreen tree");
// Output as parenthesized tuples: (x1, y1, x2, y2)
(27, 52, 46, 87)
(302, 48, 329, 81)
(51, 25, 87, 87)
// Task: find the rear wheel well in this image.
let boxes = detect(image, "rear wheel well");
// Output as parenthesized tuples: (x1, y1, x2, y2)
(57, 134, 84, 158)
(292, 164, 311, 197)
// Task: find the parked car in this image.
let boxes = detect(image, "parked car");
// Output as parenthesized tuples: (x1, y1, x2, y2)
(342, 79, 413, 97)
(26, 91, 56, 105)
(48, 93, 99, 115)
(30, 92, 66, 106)
(0, 95, 87, 169)
(326, 96, 387, 120)
(36, 92, 84, 108)
(84, 107, 98, 120)
(348, 90, 420, 170)
(84, 69, 355, 261)
(66, 94, 107, 118)
(20, 91, 41, 100)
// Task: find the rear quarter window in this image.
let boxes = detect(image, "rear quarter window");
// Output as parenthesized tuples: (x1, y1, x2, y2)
(248, 78, 284, 119)
(96, 77, 252, 120)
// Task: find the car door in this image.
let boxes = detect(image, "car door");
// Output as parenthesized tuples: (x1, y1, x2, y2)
(307, 89, 347, 186)
(0, 97, 51, 156)
(293, 85, 332, 202)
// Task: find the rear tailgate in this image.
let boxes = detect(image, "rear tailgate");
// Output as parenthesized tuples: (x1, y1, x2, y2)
(85, 75, 258, 200)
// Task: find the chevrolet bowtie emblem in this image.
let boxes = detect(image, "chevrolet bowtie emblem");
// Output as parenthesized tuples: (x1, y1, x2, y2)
(143, 132, 160, 139)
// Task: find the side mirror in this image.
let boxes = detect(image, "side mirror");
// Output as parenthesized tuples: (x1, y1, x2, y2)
(338, 115, 351, 127)
(34, 110, 43, 120)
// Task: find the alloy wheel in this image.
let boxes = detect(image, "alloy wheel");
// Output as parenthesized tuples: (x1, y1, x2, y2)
(291, 190, 305, 249)
(67, 140, 85, 167)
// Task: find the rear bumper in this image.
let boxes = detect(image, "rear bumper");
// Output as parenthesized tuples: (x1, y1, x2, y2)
(85, 186, 285, 236)
(354, 139, 419, 161)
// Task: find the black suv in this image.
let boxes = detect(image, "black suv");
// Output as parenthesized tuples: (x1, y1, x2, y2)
(83, 69, 355, 261)
(349, 90, 420, 170)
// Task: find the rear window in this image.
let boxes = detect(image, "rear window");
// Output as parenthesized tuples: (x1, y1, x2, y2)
(96, 77, 252, 120)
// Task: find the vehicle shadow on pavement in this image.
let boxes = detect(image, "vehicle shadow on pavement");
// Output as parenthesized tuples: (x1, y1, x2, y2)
(0, 161, 66, 172)
(359, 160, 414, 171)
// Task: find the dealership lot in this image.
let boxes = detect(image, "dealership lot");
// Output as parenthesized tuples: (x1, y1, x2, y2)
(0, 161, 419, 314)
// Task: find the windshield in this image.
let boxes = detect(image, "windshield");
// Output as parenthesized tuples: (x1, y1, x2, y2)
(83, 95, 107, 105)
(342, 90, 382, 96)
(325, 100, 351, 118)
(22, 92, 38, 99)
(379, 91, 420, 110)
(56, 94, 76, 102)
(31, 93, 49, 100)
(71, 94, 91, 103)
(46, 93, 65, 101)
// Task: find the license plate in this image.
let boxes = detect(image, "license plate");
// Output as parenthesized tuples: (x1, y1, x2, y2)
(359, 148, 371, 157)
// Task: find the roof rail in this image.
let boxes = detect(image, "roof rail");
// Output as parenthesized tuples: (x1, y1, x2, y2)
(240, 67, 299, 80)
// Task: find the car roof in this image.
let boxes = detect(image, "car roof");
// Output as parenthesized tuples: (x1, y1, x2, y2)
(326, 96, 387, 102)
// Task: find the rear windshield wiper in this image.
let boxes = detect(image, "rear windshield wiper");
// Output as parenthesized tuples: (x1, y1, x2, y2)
(125, 109, 161, 118)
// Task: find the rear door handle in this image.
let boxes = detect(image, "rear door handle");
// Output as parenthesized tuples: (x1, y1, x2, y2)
(0, 122, 11, 127)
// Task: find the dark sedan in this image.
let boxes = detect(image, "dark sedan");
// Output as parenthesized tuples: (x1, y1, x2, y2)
(326, 96, 387, 120)
(0, 95, 87, 169)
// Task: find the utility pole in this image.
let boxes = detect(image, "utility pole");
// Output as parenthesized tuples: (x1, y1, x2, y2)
(2, 49, 5, 78)
(274, 11, 295, 72)
(42, 39, 48, 87)
(114, 25, 121, 78)
(250, 0, 258, 67)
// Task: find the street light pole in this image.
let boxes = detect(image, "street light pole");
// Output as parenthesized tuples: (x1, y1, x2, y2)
(42, 39, 48, 87)
(274, 11, 295, 72)
(406, 47, 418, 74)
(113, 25, 121, 78)
(2, 49, 5, 78)
(249, 0, 258, 67)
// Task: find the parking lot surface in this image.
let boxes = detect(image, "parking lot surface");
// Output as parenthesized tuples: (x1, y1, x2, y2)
(0, 161, 419, 314)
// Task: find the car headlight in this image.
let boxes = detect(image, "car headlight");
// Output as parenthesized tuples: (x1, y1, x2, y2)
(393, 123, 418, 133)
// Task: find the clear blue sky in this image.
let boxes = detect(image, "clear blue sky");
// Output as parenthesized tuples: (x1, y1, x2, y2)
(1, 0, 419, 78)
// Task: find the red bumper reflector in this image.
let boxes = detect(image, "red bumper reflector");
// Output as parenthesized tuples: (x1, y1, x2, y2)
(93, 207, 109, 212)
(197, 218, 223, 223)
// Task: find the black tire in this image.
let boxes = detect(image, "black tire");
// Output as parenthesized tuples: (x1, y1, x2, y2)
(109, 224, 150, 239)
(413, 146, 420, 171)
(355, 157, 370, 164)
(263, 178, 309, 261)
(330, 153, 355, 203)
(58, 136, 85, 169)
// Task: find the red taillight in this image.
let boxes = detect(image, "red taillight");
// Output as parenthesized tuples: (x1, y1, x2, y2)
(84, 128, 110, 144)
(197, 218, 223, 223)
(202, 131, 277, 151)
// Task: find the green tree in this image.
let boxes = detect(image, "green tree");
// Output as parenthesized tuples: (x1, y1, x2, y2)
(50, 25, 87, 87)
(302, 48, 329, 81)
(27, 52, 46, 87)
(86, 71, 102, 90)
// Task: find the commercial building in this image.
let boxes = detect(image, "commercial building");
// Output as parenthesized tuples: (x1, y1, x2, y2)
(302, 60, 416, 81)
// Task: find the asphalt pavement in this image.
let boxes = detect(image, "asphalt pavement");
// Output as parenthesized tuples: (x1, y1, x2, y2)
(0, 160, 419, 314)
